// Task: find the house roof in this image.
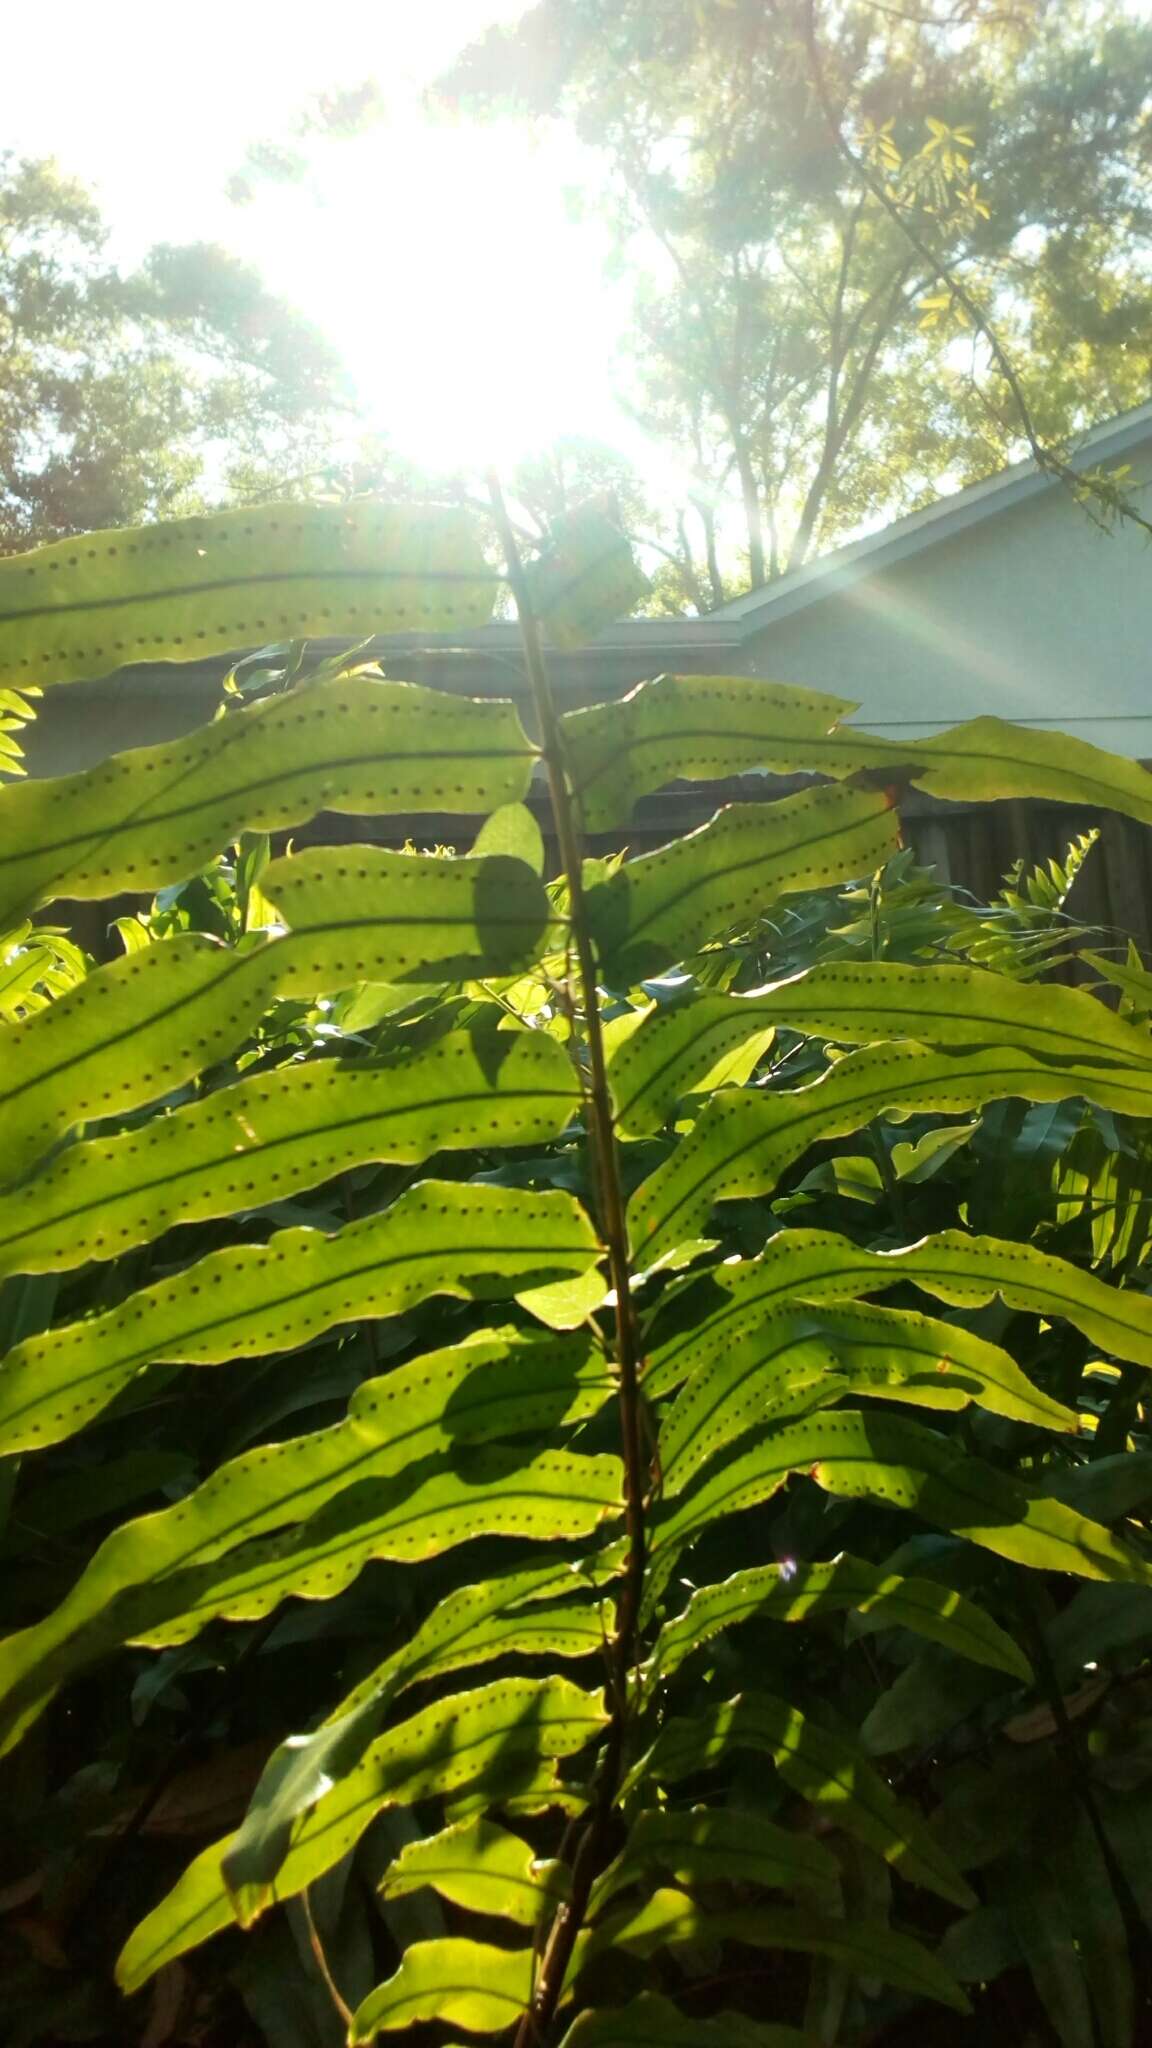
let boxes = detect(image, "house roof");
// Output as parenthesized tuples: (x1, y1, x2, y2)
(688, 398, 1152, 637)
(278, 403, 1152, 666)
(373, 399, 1151, 661)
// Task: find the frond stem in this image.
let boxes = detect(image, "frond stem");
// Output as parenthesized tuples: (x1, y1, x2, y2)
(487, 472, 650, 2046)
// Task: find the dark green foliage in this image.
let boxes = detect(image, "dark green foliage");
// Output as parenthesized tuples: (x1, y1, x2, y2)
(0, 502, 1151, 2048)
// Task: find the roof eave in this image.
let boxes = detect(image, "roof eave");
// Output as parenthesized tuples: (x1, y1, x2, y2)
(705, 400, 1152, 635)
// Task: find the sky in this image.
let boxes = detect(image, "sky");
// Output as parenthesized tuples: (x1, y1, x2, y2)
(0, 1, 655, 476)
(5, 1, 1151, 495)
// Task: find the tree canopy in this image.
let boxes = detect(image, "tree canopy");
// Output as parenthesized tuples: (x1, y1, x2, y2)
(444, 0, 1152, 605)
(0, 155, 351, 550)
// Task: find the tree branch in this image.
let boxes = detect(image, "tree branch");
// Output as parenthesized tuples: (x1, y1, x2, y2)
(802, 0, 1152, 542)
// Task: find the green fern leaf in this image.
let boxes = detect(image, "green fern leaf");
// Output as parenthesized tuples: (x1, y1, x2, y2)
(648, 1556, 1031, 1684)
(0, 501, 495, 691)
(646, 1229, 1152, 1398)
(0, 847, 559, 1182)
(117, 1674, 606, 1988)
(557, 1994, 811, 2047)
(583, 1890, 970, 2012)
(0, 1021, 578, 1280)
(755, 960, 1152, 1072)
(630, 1044, 1152, 1265)
(350, 1936, 534, 2039)
(649, 1411, 1150, 1604)
(607, 992, 777, 1136)
(631, 1692, 973, 1907)
(590, 1805, 841, 1914)
(586, 785, 900, 982)
(563, 673, 854, 832)
(656, 1303, 1075, 1493)
(220, 1549, 617, 1902)
(0, 673, 534, 924)
(0, 1182, 601, 1452)
(380, 1815, 569, 1924)
(561, 673, 1152, 830)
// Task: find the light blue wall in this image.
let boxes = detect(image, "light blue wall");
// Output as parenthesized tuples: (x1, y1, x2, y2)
(742, 452, 1152, 757)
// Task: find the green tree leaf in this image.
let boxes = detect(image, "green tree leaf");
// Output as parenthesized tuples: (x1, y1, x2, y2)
(148, 1443, 622, 1640)
(0, 501, 495, 691)
(472, 800, 547, 873)
(0, 1021, 579, 1281)
(986, 1849, 1095, 2048)
(0, 672, 535, 924)
(1045, 1583, 1152, 1682)
(1040, 1451, 1152, 1523)
(1082, 948, 1152, 1014)
(262, 841, 560, 987)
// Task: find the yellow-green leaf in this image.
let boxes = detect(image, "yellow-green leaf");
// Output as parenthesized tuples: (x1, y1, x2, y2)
(582, 1890, 969, 2014)
(648, 1556, 1031, 1685)
(381, 1816, 567, 1925)
(586, 784, 900, 982)
(647, 1229, 1152, 1396)
(563, 673, 853, 832)
(117, 1675, 605, 1990)
(756, 959, 1152, 1072)
(0, 1022, 578, 1281)
(0, 1327, 616, 1752)
(629, 1043, 1152, 1266)
(0, 672, 536, 924)
(607, 992, 776, 1137)
(350, 1937, 532, 2039)
(0, 1181, 602, 1453)
(0, 847, 559, 1184)
(557, 1994, 810, 2047)
(0, 501, 495, 691)
(590, 1805, 841, 1914)
(649, 1409, 1150, 1592)
(560, 672, 1152, 831)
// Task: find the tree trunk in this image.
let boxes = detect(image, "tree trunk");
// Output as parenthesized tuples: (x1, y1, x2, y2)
(733, 435, 766, 587)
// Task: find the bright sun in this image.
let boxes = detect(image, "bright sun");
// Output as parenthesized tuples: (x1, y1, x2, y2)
(232, 117, 633, 475)
(2, 0, 643, 480)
